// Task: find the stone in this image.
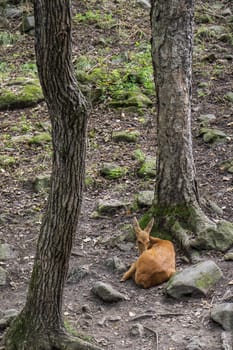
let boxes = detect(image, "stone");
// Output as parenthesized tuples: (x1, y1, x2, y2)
(100, 162, 127, 179)
(221, 331, 233, 350)
(21, 15, 35, 33)
(198, 114, 216, 126)
(109, 91, 152, 109)
(33, 174, 50, 192)
(0, 267, 7, 285)
(225, 92, 233, 103)
(130, 323, 144, 337)
(133, 149, 145, 162)
(224, 252, 233, 261)
(193, 220, 233, 252)
(211, 303, 233, 331)
(112, 130, 140, 143)
(185, 337, 204, 350)
(0, 309, 18, 330)
(138, 155, 156, 178)
(136, 0, 151, 9)
(137, 190, 154, 207)
(91, 281, 127, 302)
(6, 6, 23, 18)
(105, 256, 127, 273)
(166, 260, 223, 299)
(67, 265, 90, 284)
(220, 159, 233, 174)
(0, 243, 15, 260)
(96, 199, 129, 215)
(0, 79, 43, 110)
(199, 128, 227, 143)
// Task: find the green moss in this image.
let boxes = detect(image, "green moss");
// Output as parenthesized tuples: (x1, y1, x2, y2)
(0, 155, 16, 167)
(138, 155, 156, 178)
(195, 274, 215, 290)
(73, 10, 116, 29)
(28, 133, 52, 145)
(112, 130, 140, 143)
(133, 149, 145, 162)
(0, 80, 43, 110)
(100, 163, 127, 179)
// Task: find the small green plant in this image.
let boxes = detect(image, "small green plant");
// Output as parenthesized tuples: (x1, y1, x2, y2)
(0, 32, 19, 46)
(21, 62, 38, 74)
(73, 10, 115, 29)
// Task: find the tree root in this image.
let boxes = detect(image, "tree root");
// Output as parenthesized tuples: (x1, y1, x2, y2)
(4, 329, 103, 350)
(50, 332, 103, 350)
(167, 205, 233, 256)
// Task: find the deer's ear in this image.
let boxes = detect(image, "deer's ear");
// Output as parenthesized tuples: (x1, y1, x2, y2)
(132, 217, 141, 234)
(144, 218, 154, 234)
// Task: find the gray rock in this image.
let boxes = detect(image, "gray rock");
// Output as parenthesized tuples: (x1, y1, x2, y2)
(225, 92, 233, 103)
(100, 162, 127, 180)
(91, 281, 127, 302)
(96, 198, 129, 215)
(193, 220, 233, 252)
(224, 252, 233, 261)
(130, 323, 144, 337)
(138, 155, 156, 178)
(211, 303, 233, 331)
(185, 337, 203, 350)
(6, 6, 23, 18)
(0, 243, 16, 260)
(198, 114, 216, 126)
(199, 127, 227, 143)
(0, 309, 18, 330)
(221, 331, 233, 350)
(0, 266, 7, 285)
(112, 130, 140, 143)
(136, 0, 151, 9)
(105, 256, 127, 273)
(21, 15, 35, 33)
(33, 174, 50, 193)
(166, 260, 223, 299)
(67, 265, 89, 284)
(137, 190, 154, 207)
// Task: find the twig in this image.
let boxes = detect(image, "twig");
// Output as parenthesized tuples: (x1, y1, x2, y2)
(144, 326, 159, 350)
(129, 313, 157, 322)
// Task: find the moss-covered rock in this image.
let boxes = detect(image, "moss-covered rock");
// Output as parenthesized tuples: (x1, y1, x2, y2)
(138, 155, 156, 178)
(33, 174, 51, 193)
(95, 199, 130, 216)
(199, 127, 227, 143)
(166, 260, 223, 299)
(133, 149, 145, 162)
(192, 220, 233, 252)
(0, 155, 16, 167)
(220, 159, 233, 173)
(0, 79, 43, 110)
(109, 91, 152, 109)
(112, 130, 140, 143)
(100, 163, 127, 179)
(224, 92, 233, 103)
(137, 190, 154, 207)
(198, 114, 216, 126)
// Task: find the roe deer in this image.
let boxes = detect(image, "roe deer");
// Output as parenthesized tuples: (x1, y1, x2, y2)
(121, 217, 176, 288)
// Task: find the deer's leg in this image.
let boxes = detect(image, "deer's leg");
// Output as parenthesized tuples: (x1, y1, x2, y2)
(121, 261, 137, 281)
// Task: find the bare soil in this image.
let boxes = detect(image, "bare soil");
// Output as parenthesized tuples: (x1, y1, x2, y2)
(0, 1, 233, 349)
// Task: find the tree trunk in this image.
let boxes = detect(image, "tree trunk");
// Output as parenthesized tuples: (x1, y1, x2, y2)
(149, 0, 230, 253)
(151, 0, 198, 208)
(4, 1, 101, 349)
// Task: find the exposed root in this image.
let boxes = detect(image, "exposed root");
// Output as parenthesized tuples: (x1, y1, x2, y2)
(51, 333, 103, 350)
(4, 329, 103, 350)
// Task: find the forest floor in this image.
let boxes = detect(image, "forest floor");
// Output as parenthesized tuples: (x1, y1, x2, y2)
(0, 0, 233, 349)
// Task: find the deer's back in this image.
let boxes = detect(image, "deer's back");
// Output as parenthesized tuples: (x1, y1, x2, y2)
(135, 240, 176, 288)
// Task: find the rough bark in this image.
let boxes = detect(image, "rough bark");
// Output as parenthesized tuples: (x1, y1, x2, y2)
(4, 1, 102, 349)
(149, 0, 233, 254)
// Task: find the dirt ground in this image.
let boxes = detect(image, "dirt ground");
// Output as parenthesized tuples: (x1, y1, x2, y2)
(1, 0, 233, 349)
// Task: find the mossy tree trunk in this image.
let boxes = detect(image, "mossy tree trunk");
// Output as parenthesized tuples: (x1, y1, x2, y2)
(150, 0, 233, 254)
(4, 1, 101, 349)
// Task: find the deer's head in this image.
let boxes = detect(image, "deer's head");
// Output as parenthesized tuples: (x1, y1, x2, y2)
(133, 217, 154, 254)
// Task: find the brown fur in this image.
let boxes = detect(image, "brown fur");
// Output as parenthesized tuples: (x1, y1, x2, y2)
(121, 217, 176, 288)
